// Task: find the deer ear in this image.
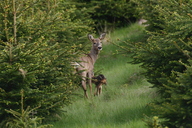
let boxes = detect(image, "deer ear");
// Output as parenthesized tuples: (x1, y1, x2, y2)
(88, 34, 94, 41)
(99, 33, 106, 40)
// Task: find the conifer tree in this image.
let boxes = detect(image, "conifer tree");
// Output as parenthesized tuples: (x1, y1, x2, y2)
(121, 0, 192, 127)
(153, 59, 192, 127)
(0, 0, 93, 125)
(72, 0, 139, 31)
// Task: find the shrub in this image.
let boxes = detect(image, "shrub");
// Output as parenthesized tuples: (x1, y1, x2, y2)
(0, 0, 93, 126)
(151, 59, 192, 128)
(72, 0, 139, 32)
(120, 0, 192, 127)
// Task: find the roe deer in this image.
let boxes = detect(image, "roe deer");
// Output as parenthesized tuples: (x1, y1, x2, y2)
(92, 74, 107, 96)
(76, 33, 106, 98)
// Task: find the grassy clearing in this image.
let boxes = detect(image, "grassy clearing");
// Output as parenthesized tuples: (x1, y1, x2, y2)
(52, 23, 156, 128)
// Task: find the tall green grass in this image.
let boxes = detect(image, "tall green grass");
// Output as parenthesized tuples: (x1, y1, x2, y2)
(52, 23, 156, 128)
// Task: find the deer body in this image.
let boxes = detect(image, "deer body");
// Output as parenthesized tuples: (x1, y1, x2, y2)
(77, 33, 106, 98)
(92, 74, 107, 96)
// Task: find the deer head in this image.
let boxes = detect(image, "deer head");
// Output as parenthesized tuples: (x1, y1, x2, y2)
(88, 33, 106, 51)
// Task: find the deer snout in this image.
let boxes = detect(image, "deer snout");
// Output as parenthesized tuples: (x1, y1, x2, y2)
(98, 46, 102, 50)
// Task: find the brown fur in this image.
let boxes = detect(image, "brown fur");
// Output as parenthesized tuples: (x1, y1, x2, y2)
(76, 33, 106, 98)
(92, 74, 107, 96)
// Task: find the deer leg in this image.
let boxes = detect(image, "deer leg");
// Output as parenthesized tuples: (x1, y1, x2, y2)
(97, 86, 100, 96)
(99, 86, 102, 95)
(88, 72, 93, 97)
(81, 72, 88, 98)
(94, 86, 97, 96)
(94, 86, 99, 96)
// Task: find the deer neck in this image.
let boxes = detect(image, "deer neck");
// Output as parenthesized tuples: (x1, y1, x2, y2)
(88, 49, 99, 64)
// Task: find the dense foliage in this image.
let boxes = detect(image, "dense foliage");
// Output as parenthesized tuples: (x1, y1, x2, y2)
(0, 0, 93, 127)
(72, 0, 138, 32)
(0, 0, 141, 127)
(120, 0, 192, 127)
(3, 0, 191, 127)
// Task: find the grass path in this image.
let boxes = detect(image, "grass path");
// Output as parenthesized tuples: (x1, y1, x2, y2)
(52, 23, 156, 128)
